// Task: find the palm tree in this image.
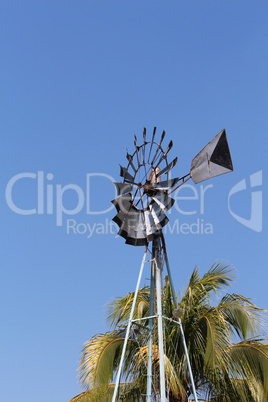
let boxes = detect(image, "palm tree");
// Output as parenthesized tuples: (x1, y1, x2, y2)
(69, 262, 268, 401)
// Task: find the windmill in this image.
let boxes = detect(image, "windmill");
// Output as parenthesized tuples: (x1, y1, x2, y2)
(111, 128, 233, 401)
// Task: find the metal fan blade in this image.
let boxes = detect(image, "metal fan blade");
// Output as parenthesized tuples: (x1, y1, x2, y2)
(119, 206, 147, 246)
(114, 182, 133, 196)
(134, 134, 141, 167)
(126, 150, 137, 173)
(147, 127, 156, 163)
(149, 202, 169, 230)
(156, 140, 173, 167)
(154, 178, 179, 190)
(112, 200, 133, 227)
(134, 134, 138, 147)
(149, 204, 162, 230)
(156, 157, 178, 178)
(142, 128, 146, 164)
(117, 213, 131, 239)
(151, 193, 175, 212)
(125, 210, 147, 244)
(159, 130, 166, 147)
(119, 165, 135, 183)
(144, 209, 156, 242)
(111, 194, 132, 213)
(151, 130, 165, 165)
(143, 127, 146, 144)
(125, 236, 148, 246)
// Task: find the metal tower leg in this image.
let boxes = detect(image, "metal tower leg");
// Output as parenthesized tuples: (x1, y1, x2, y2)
(161, 233, 199, 402)
(112, 247, 148, 402)
(146, 251, 155, 401)
(155, 239, 166, 402)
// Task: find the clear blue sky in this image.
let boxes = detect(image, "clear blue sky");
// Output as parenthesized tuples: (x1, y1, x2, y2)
(1, 1, 267, 401)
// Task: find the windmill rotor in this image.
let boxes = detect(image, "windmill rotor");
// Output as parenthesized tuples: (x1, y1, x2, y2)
(112, 127, 179, 246)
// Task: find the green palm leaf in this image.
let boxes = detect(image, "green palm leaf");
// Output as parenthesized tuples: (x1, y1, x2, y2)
(78, 330, 138, 388)
(106, 288, 150, 328)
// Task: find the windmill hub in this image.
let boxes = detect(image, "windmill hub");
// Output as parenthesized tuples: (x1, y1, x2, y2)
(143, 181, 157, 196)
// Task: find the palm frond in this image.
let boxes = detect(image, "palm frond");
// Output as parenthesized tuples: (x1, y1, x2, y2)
(230, 340, 268, 396)
(78, 330, 137, 388)
(106, 288, 150, 328)
(218, 293, 267, 340)
(181, 261, 235, 309)
(132, 344, 187, 399)
(69, 382, 142, 402)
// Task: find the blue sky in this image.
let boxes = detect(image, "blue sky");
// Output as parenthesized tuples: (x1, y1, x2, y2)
(1, 1, 267, 401)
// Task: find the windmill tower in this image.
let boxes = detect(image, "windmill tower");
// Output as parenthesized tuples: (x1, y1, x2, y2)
(111, 128, 233, 401)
